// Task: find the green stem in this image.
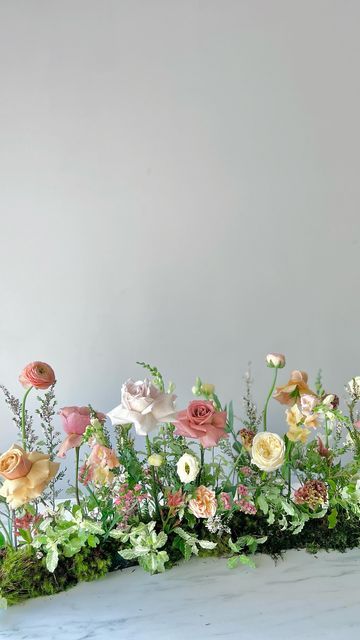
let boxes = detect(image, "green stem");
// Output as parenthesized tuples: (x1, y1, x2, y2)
(75, 446, 81, 507)
(21, 386, 33, 451)
(146, 435, 162, 522)
(324, 415, 329, 448)
(263, 369, 278, 431)
(286, 440, 294, 498)
(198, 445, 205, 486)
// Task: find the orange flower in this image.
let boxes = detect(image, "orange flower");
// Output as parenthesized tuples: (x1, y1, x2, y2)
(274, 370, 316, 406)
(188, 485, 217, 519)
(0, 444, 59, 509)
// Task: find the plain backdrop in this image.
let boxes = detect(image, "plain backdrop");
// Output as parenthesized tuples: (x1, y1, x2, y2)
(0, 1, 359, 477)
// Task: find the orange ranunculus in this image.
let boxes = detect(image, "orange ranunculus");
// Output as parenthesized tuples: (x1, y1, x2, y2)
(0, 444, 59, 509)
(274, 370, 316, 406)
(19, 361, 56, 390)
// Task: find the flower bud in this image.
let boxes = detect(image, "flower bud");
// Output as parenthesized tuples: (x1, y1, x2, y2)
(147, 453, 163, 467)
(201, 383, 215, 396)
(266, 353, 286, 369)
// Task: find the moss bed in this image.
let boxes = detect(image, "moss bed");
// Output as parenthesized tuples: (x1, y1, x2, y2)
(1, 508, 359, 606)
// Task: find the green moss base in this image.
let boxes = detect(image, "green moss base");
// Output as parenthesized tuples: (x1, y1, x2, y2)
(1, 511, 359, 606)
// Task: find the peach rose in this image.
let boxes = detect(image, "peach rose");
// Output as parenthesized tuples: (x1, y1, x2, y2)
(0, 444, 59, 509)
(19, 361, 56, 390)
(274, 370, 316, 406)
(188, 485, 217, 518)
(174, 400, 227, 448)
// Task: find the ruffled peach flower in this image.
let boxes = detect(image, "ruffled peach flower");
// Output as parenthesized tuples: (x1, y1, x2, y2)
(286, 404, 303, 428)
(274, 370, 316, 406)
(79, 444, 119, 486)
(287, 423, 310, 444)
(188, 485, 217, 518)
(0, 444, 59, 509)
(174, 400, 227, 448)
(19, 361, 55, 390)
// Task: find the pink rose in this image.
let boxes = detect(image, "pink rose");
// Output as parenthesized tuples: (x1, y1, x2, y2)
(174, 400, 227, 448)
(19, 361, 56, 390)
(188, 485, 217, 518)
(57, 406, 106, 458)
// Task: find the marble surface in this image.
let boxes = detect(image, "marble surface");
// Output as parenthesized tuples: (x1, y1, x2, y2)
(1, 549, 360, 639)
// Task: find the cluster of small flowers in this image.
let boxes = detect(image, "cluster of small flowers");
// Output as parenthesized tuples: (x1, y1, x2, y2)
(113, 482, 148, 527)
(205, 514, 231, 536)
(234, 484, 257, 515)
(14, 512, 41, 536)
(239, 428, 255, 450)
(293, 480, 327, 510)
(239, 466, 252, 477)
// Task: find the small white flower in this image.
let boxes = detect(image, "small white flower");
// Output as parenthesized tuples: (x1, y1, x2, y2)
(176, 453, 200, 483)
(266, 353, 286, 369)
(148, 453, 163, 467)
(347, 377, 360, 398)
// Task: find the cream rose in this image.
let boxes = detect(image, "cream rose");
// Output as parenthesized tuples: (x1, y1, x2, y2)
(107, 378, 177, 436)
(0, 444, 59, 509)
(251, 432, 285, 472)
(176, 453, 200, 483)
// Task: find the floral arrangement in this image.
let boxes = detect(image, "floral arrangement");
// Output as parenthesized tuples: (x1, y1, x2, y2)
(1, 354, 360, 607)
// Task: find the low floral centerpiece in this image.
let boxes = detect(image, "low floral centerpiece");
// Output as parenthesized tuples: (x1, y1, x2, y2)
(0, 355, 359, 607)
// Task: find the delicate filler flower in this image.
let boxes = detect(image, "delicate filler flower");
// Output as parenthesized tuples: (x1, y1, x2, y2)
(266, 353, 286, 369)
(0, 444, 59, 509)
(58, 406, 106, 458)
(293, 480, 327, 510)
(235, 499, 257, 515)
(188, 485, 217, 519)
(107, 379, 177, 436)
(148, 453, 163, 467)
(19, 361, 55, 390)
(239, 428, 255, 451)
(251, 432, 285, 472)
(176, 453, 200, 483)
(174, 400, 227, 448)
(348, 377, 360, 398)
(274, 370, 316, 406)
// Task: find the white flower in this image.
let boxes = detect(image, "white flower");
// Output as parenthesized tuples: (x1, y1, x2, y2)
(347, 377, 360, 398)
(251, 432, 285, 472)
(266, 353, 286, 368)
(176, 453, 200, 483)
(148, 453, 163, 467)
(107, 378, 177, 436)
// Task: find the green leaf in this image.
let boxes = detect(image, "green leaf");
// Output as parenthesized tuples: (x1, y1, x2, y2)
(46, 547, 59, 573)
(238, 554, 256, 568)
(328, 508, 338, 529)
(280, 499, 295, 516)
(228, 538, 240, 553)
(227, 556, 240, 569)
(267, 509, 275, 525)
(0, 596, 7, 610)
(155, 531, 168, 549)
(257, 494, 268, 515)
(0, 533, 5, 549)
(120, 548, 139, 560)
(198, 540, 217, 550)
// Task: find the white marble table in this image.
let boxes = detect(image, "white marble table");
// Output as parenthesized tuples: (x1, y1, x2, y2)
(1, 549, 360, 639)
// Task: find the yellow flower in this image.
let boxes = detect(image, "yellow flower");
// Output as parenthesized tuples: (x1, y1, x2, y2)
(286, 404, 303, 428)
(0, 444, 59, 509)
(287, 424, 310, 444)
(251, 432, 285, 472)
(148, 453, 163, 467)
(304, 414, 320, 429)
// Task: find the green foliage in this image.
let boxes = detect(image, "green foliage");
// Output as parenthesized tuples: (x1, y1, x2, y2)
(172, 527, 216, 561)
(227, 534, 267, 569)
(112, 521, 169, 574)
(32, 504, 104, 572)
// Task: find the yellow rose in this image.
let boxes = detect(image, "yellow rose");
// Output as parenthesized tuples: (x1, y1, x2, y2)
(251, 432, 285, 472)
(0, 444, 59, 509)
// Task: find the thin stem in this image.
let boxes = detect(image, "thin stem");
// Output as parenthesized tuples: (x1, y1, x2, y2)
(198, 445, 205, 486)
(75, 446, 81, 507)
(324, 415, 329, 448)
(21, 386, 33, 451)
(11, 510, 18, 549)
(263, 368, 278, 431)
(145, 435, 162, 522)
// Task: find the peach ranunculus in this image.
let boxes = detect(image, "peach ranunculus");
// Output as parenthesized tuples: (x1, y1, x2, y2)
(274, 370, 316, 406)
(19, 361, 56, 390)
(58, 406, 106, 458)
(188, 485, 217, 518)
(0, 444, 59, 509)
(174, 400, 227, 448)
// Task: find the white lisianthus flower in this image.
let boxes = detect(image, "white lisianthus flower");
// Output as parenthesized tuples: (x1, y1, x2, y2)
(176, 453, 200, 483)
(251, 432, 285, 472)
(266, 353, 286, 369)
(148, 453, 163, 467)
(107, 378, 177, 436)
(347, 377, 360, 398)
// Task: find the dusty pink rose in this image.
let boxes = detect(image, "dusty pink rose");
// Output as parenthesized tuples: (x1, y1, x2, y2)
(174, 400, 227, 448)
(188, 485, 217, 518)
(19, 361, 55, 390)
(57, 406, 106, 458)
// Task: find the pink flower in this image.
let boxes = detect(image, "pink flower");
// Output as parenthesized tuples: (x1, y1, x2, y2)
(167, 489, 185, 510)
(235, 499, 257, 515)
(188, 485, 217, 518)
(88, 444, 119, 469)
(19, 361, 55, 390)
(174, 400, 227, 448)
(57, 406, 106, 458)
(219, 492, 231, 510)
(236, 484, 248, 497)
(239, 466, 252, 477)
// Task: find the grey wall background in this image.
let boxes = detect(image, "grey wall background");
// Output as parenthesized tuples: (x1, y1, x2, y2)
(0, 0, 359, 466)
